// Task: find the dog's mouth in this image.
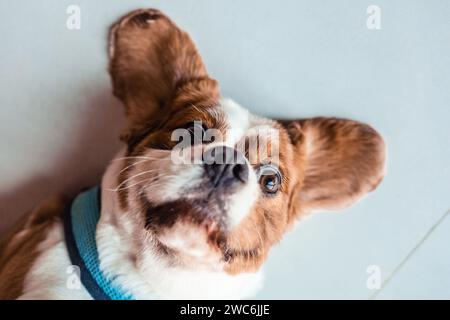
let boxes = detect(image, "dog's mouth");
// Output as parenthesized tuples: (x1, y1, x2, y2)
(143, 199, 262, 268)
(144, 196, 231, 260)
(145, 197, 228, 233)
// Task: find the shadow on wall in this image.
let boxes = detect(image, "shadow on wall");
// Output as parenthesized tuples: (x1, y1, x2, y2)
(0, 86, 125, 236)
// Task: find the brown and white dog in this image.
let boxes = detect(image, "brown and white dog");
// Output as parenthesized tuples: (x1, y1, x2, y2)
(0, 9, 385, 299)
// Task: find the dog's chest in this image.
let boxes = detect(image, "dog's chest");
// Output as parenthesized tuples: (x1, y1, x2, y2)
(18, 221, 262, 299)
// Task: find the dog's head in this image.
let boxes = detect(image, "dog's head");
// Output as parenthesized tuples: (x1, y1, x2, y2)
(108, 9, 386, 274)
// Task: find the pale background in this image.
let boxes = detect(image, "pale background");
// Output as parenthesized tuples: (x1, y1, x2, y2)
(1, 0, 449, 299)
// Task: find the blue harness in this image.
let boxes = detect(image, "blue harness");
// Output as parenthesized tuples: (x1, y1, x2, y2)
(62, 187, 134, 300)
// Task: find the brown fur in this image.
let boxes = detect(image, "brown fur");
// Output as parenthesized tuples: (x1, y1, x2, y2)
(0, 196, 66, 299)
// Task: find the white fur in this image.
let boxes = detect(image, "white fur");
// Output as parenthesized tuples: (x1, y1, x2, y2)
(19, 225, 91, 299)
(220, 98, 250, 147)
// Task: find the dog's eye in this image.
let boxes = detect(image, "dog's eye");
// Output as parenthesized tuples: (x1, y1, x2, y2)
(257, 165, 282, 194)
(184, 121, 207, 145)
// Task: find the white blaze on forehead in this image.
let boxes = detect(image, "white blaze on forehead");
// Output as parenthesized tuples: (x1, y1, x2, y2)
(219, 98, 279, 229)
(220, 98, 279, 157)
(220, 98, 250, 146)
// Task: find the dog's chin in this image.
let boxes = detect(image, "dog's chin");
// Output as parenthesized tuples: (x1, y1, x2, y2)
(155, 221, 226, 268)
(144, 199, 230, 267)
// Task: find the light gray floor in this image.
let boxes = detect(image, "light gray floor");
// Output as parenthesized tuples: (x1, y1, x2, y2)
(1, 0, 449, 299)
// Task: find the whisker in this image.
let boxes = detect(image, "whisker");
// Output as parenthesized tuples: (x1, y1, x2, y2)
(112, 169, 164, 191)
(117, 158, 155, 175)
(107, 177, 156, 192)
(111, 155, 172, 162)
(108, 172, 179, 192)
(112, 156, 156, 162)
(251, 219, 264, 253)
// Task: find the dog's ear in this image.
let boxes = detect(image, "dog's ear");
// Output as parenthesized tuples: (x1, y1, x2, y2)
(280, 118, 386, 216)
(108, 9, 219, 145)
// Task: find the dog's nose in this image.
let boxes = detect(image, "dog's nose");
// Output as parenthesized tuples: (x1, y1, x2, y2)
(203, 146, 249, 187)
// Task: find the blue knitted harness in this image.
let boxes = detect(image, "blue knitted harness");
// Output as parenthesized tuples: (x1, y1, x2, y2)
(62, 186, 134, 300)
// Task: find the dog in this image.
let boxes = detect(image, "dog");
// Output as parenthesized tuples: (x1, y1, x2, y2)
(0, 9, 386, 299)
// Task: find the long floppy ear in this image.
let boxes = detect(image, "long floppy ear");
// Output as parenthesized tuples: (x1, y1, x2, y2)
(281, 117, 386, 215)
(108, 9, 219, 144)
